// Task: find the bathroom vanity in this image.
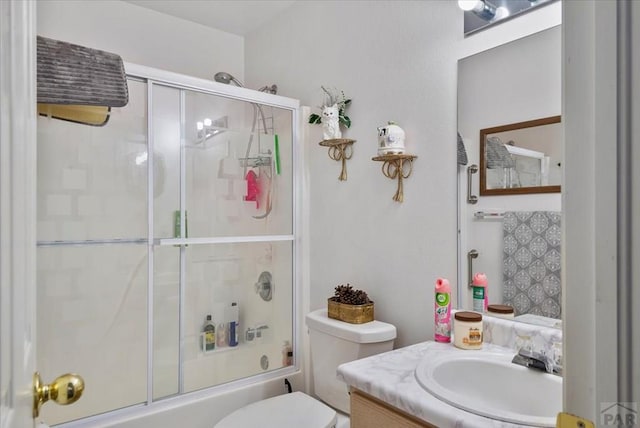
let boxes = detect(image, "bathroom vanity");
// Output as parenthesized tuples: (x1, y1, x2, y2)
(350, 388, 435, 428)
(337, 318, 563, 428)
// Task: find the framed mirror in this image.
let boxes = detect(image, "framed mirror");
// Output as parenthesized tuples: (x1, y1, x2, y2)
(480, 115, 562, 196)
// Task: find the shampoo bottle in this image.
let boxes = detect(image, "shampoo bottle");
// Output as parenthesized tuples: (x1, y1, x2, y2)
(228, 302, 239, 347)
(472, 273, 488, 312)
(434, 278, 452, 343)
(203, 315, 215, 351)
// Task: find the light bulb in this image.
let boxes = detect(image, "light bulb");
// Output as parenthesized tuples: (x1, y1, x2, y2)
(196, 121, 204, 131)
(494, 6, 510, 20)
(204, 118, 212, 127)
(135, 152, 148, 166)
(458, 0, 483, 11)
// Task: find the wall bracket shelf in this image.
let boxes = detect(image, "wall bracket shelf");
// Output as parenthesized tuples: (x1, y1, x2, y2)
(372, 154, 417, 202)
(319, 138, 356, 181)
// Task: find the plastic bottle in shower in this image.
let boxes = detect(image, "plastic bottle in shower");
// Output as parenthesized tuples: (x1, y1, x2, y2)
(282, 341, 293, 366)
(434, 278, 452, 343)
(216, 321, 227, 348)
(202, 315, 215, 351)
(228, 302, 239, 347)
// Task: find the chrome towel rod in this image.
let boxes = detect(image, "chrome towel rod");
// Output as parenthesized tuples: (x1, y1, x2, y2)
(474, 211, 504, 219)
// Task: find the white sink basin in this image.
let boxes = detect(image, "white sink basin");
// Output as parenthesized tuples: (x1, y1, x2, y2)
(415, 350, 561, 427)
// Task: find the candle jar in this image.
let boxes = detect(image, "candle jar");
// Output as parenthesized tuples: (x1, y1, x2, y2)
(487, 304, 515, 319)
(454, 311, 483, 350)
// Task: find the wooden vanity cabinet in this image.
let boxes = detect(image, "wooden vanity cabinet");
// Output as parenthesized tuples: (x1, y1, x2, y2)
(350, 388, 437, 428)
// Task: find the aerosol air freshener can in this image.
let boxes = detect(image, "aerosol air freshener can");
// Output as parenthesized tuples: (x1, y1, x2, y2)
(472, 273, 488, 313)
(434, 278, 452, 343)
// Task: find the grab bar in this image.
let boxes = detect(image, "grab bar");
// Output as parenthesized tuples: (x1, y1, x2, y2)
(467, 249, 478, 287)
(467, 164, 478, 204)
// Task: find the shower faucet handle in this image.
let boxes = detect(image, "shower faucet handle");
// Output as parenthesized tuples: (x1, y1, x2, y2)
(245, 324, 270, 341)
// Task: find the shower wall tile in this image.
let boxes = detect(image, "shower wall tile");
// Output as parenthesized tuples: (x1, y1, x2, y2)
(45, 194, 72, 216)
(61, 221, 87, 238)
(42, 272, 73, 297)
(37, 221, 57, 240)
(77, 195, 102, 216)
(62, 167, 87, 190)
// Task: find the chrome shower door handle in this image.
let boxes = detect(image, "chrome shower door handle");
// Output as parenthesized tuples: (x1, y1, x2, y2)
(467, 164, 478, 204)
(467, 249, 479, 287)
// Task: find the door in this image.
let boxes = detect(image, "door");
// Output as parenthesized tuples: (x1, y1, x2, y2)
(0, 1, 37, 428)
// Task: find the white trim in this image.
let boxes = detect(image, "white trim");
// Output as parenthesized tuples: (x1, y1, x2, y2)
(563, 1, 619, 421)
(125, 63, 300, 110)
(146, 75, 155, 406)
(0, 1, 37, 427)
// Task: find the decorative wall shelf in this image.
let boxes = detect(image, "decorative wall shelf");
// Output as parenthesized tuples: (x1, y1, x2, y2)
(319, 138, 356, 181)
(371, 154, 417, 202)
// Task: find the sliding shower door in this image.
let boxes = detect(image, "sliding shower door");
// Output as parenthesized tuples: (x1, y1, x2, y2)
(36, 78, 150, 425)
(36, 70, 299, 426)
(151, 83, 295, 399)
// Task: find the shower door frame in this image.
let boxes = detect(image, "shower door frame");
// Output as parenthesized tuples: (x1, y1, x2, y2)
(56, 63, 304, 427)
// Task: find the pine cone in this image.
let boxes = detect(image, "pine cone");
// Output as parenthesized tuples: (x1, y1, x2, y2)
(333, 283, 371, 305)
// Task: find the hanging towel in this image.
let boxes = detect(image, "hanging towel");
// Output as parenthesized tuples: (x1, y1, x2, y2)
(37, 36, 128, 125)
(502, 211, 562, 318)
(485, 136, 515, 169)
(457, 132, 468, 166)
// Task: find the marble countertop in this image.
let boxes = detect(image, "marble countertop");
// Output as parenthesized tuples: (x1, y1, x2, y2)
(337, 341, 544, 428)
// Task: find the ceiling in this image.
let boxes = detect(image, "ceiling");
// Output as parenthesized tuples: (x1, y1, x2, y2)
(124, 0, 298, 36)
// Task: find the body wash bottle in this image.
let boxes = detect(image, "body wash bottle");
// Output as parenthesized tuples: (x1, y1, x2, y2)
(434, 278, 451, 343)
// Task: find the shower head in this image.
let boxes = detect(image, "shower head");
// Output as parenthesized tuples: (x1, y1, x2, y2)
(214, 72, 244, 87)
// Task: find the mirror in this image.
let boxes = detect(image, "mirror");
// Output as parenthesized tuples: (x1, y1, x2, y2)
(480, 115, 562, 195)
(457, 26, 562, 323)
(461, 0, 558, 36)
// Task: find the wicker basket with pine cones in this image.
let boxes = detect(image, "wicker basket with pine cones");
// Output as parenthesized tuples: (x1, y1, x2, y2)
(328, 283, 374, 324)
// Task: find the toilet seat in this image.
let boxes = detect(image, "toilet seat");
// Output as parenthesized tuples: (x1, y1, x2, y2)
(214, 391, 337, 428)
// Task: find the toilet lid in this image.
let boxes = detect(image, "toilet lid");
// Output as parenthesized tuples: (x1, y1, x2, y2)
(214, 392, 337, 428)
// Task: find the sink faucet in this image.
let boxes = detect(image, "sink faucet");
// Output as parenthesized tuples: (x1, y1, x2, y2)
(512, 348, 561, 375)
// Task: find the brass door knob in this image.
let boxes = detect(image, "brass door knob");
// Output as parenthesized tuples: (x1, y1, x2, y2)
(33, 371, 84, 418)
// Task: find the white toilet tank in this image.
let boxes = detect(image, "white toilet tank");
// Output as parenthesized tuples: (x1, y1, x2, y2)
(305, 309, 396, 414)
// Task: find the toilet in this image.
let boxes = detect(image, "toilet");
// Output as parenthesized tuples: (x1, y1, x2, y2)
(214, 308, 396, 428)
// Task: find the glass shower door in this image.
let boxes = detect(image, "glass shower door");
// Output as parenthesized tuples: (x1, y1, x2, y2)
(36, 78, 149, 425)
(152, 84, 295, 398)
(36, 70, 299, 426)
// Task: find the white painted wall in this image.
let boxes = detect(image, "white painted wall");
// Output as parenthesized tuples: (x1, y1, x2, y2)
(245, 1, 561, 348)
(246, 1, 460, 347)
(457, 26, 562, 312)
(37, 0, 244, 82)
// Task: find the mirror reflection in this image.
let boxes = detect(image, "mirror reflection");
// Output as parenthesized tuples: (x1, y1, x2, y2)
(480, 115, 562, 195)
(457, 26, 562, 324)
(460, 0, 558, 36)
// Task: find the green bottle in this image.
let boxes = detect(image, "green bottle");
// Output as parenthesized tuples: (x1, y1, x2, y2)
(203, 315, 215, 351)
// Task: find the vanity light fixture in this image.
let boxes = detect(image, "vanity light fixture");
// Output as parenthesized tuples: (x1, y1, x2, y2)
(458, 0, 509, 21)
